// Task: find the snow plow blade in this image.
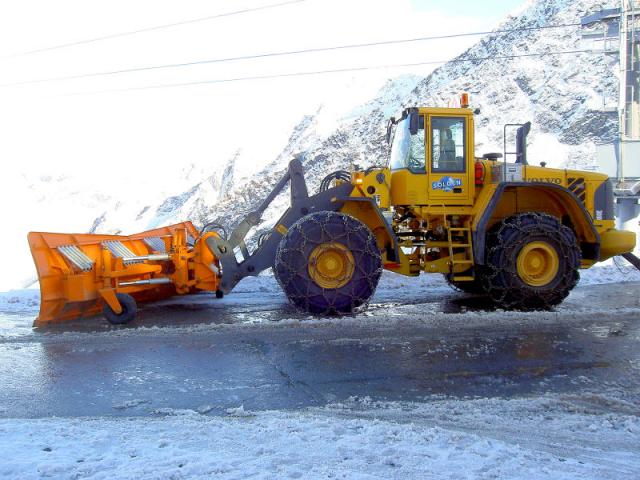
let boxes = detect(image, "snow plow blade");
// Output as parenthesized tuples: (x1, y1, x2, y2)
(28, 222, 221, 327)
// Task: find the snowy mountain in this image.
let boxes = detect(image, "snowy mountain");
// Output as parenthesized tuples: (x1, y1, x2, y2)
(122, 0, 616, 238)
(407, 0, 618, 168)
(91, 73, 424, 239)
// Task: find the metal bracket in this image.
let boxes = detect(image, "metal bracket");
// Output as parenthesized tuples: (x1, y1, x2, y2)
(621, 252, 640, 271)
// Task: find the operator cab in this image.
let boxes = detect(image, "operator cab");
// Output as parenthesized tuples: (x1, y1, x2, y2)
(386, 104, 475, 205)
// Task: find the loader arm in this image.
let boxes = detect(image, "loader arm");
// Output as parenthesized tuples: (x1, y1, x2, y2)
(206, 154, 354, 293)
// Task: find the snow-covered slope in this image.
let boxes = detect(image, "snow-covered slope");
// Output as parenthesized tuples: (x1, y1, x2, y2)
(92, 73, 423, 236)
(407, 0, 618, 168)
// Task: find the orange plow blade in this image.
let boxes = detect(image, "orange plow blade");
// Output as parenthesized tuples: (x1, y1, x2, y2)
(28, 222, 221, 327)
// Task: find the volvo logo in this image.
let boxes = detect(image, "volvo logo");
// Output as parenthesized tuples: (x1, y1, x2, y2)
(526, 178, 562, 185)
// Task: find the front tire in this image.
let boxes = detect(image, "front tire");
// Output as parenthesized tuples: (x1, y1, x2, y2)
(482, 212, 580, 310)
(274, 212, 382, 314)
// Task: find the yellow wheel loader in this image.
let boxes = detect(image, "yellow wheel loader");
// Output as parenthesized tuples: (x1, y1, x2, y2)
(29, 97, 639, 326)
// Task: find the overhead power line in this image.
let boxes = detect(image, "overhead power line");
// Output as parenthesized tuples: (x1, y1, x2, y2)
(1, 0, 309, 59)
(2, 22, 581, 88)
(72, 49, 597, 95)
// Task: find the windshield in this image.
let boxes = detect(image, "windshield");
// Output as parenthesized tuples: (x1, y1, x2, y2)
(388, 117, 425, 174)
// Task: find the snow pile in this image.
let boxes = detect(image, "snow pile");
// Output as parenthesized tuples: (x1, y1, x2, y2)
(1, 398, 638, 479)
(0, 289, 39, 314)
(0, 262, 637, 324)
(578, 260, 640, 286)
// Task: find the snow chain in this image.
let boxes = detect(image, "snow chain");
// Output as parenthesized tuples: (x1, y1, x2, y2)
(481, 213, 580, 310)
(275, 212, 383, 315)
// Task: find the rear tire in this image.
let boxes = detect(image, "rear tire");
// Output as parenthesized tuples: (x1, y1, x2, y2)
(103, 293, 137, 325)
(274, 212, 382, 314)
(481, 212, 580, 310)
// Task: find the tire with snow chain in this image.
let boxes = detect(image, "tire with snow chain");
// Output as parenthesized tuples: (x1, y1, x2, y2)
(481, 212, 580, 310)
(444, 270, 485, 294)
(274, 211, 382, 315)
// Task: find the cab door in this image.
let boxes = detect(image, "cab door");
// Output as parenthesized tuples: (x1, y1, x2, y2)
(426, 114, 474, 205)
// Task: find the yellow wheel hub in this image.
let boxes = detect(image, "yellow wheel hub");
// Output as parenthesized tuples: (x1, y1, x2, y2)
(517, 241, 560, 287)
(308, 242, 355, 289)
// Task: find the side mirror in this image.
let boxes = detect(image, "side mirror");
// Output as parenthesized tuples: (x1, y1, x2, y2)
(409, 111, 419, 135)
(385, 117, 395, 144)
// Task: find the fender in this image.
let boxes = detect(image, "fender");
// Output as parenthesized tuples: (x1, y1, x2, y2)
(337, 196, 400, 262)
(473, 182, 601, 264)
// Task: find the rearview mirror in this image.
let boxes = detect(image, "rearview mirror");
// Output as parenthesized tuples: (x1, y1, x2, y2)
(385, 117, 395, 144)
(409, 111, 419, 135)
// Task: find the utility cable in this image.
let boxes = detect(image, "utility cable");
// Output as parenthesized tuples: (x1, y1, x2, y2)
(70, 49, 598, 95)
(1, 0, 309, 59)
(1, 22, 582, 88)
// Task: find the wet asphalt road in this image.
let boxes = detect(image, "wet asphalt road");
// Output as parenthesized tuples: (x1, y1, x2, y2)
(0, 280, 639, 418)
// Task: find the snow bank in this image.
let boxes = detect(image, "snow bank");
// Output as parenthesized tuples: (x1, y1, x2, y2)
(2, 260, 636, 315)
(0, 290, 39, 338)
(0, 289, 39, 314)
(0, 262, 637, 342)
(579, 261, 640, 286)
(1, 399, 637, 479)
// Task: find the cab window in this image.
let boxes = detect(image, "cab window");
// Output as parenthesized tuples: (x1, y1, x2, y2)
(389, 115, 426, 174)
(431, 117, 466, 173)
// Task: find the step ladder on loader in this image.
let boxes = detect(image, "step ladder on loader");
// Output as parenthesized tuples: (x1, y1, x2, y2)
(446, 220, 475, 282)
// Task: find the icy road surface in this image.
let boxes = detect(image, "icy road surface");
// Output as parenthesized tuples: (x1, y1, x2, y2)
(0, 270, 639, 478)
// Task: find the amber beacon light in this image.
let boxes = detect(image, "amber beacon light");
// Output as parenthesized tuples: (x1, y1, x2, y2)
(460, 92, 470, 108)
